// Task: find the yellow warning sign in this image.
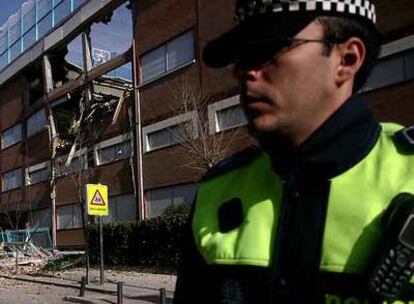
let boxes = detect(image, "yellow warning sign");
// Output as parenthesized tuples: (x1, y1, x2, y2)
(86, 184, 109, 216)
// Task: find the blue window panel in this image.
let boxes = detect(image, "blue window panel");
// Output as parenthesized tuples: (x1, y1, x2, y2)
(37, 0, 52, 20)
(166, 31, 194, 70)
(23, 8, 36, 34)
(0, 52, 8, 71)
(10, 41, 22, 62)
(9, 23, 21, 45)
(142, 46, 166, 82)
(38, 13, 52, 38)
(107, 63, 132, 81)
(53, 0, 65, 7)
(0, 34, 7, 54)
(54, 0, 71, 25)
(73, 0, 86, 9)
(23, 27, 37, 51)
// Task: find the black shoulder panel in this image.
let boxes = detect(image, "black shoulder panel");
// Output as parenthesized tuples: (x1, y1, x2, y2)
(201, 145, 262, 181)
(393, 126, 414, 153)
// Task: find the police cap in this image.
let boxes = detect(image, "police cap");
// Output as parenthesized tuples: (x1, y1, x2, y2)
(203, 0, 377, 68)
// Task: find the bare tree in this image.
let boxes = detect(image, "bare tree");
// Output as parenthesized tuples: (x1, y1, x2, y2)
(168, 78, 240, 174)
(0, 205, 25, 232)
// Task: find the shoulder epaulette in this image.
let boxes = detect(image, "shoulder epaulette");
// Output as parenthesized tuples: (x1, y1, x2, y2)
(201, 145, 262, 181)
(393, 125, 414, 153)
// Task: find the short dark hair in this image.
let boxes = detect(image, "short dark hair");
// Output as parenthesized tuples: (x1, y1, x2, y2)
(317, 16, 382, 92)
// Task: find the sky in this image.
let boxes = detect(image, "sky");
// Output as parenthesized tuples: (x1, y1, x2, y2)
(0, 0, 27, 26)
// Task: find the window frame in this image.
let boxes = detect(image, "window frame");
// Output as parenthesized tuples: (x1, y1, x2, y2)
(142, 112, 198, 153)
(56, 148, 88, 178)
(146, 183, 196, 218)
(140, 30, 195, 85)
(207, 95, 247, 134)
(2, 168, 22, 192)
(94, 133, 133, 166)
(29, 208, 51, 228)
(26, 108, 47, 137)
(56, 203, 83, 230)
(26, 161, 51, 186)
(102, 193, 137, 223)
(1, 123, 22, 149)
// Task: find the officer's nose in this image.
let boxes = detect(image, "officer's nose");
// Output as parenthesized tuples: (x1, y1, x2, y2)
(232, 63, 262, 82)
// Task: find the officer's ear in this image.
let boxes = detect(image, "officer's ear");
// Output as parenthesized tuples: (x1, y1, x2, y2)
(334, 37, 366, 87)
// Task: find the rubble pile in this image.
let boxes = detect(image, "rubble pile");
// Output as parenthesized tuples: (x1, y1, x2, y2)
(0, 242, 56, 274)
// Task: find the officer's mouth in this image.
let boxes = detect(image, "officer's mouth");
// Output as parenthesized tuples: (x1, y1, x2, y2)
(241, 95, 273, 117)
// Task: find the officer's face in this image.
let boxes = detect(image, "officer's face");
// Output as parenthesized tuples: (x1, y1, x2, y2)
(233, 21, 340, 146)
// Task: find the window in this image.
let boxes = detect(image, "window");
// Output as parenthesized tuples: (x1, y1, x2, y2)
(0, 31, 7, 55)
(73, 0, 86, 9)
(103, 194, 137, 223)
(37, 0, 52, 20)
(29, 209, 51, 228)
(57, 204, 83, 229)
(54, 0, 71, 25)
(9, 15, 21, 45)
(208, 95, 247, 134)
(22, 1, 36, 34)
(143, 112, 198, 152)
(146, 184, 196, 218)
(23, 27, 36, 51)
(38, 12, 53, 38)
(2, 168, 22, 192)
(10, 41, 22, 62)
(56, 149, 88, 177)
(141, 30, 194, 83)
(26, 162, 50, 185)
(2, 123, 22, 149)
(95, 134, 132, 166)
(0, 0, 87, 72)
(106, 62, 132, 82)
(0, 52, 7, 71)
(27, 108, 47, 136)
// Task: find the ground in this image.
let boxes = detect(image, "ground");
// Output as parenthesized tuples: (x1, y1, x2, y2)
(0, 277, 79, 304)
(0, 267, 177, 304)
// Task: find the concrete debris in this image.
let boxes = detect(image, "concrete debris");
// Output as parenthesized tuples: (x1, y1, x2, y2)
(0, 242, 79, 275)
(111, 92, 128, 125)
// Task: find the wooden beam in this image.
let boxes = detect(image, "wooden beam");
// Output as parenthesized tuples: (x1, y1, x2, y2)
(82, 33, 93, 72)
(88, 48, 132, 80)
(46, 48, 132, 102)
(42, 55, 54, 93)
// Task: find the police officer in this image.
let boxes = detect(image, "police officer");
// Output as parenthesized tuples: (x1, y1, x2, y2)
(174, 0, 414, 303)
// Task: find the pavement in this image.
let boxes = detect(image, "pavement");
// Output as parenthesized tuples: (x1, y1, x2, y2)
(0, 268, 176, 304)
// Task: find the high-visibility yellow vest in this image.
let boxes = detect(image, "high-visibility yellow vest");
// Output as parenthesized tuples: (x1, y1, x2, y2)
(192, 122, 414, 276)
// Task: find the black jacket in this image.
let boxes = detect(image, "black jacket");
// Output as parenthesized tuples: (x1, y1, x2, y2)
(173, 96, 413, 303)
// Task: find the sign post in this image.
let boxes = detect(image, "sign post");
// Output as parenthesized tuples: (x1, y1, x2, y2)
(86, 184, 109, 286)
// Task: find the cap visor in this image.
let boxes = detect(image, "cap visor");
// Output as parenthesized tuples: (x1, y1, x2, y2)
(203, 15, 315, 68)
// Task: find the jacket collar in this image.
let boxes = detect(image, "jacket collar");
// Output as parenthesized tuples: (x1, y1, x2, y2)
(259, 95, 381, 180)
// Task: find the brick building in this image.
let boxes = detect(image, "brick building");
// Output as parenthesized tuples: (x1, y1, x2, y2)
(0, 0, 413, 248)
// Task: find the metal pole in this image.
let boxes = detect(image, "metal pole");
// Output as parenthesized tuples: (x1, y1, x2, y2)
(131, 28, 145, 219)
(42, 55, 58, 249)
(79, 276, 86, 297)
(159, 288, 166, 304)
(117, 282, 123, 304)
(15, 248, 18, 274)
(99, 216, 104, 285)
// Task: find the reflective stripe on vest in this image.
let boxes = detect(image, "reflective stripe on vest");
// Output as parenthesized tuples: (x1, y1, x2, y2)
(192, 123, 414, 273)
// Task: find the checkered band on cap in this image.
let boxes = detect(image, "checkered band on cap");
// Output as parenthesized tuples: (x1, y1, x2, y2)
(236, 0, 377, 24)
